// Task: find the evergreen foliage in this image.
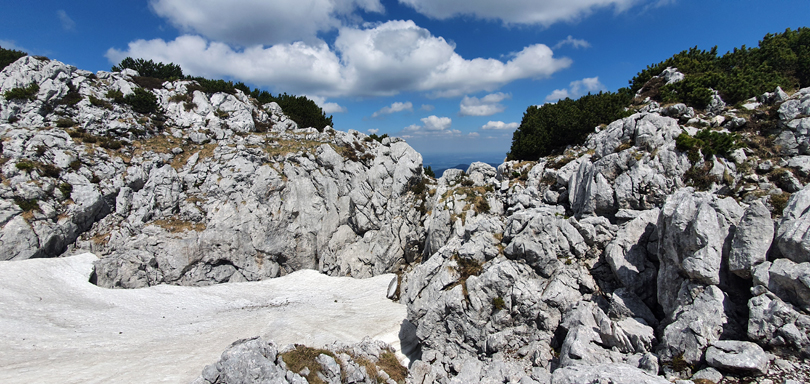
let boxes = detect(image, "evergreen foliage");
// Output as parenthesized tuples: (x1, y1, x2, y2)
(112, 57, 183, 80)
(0, 46, 27, 71)
(123, 88, 159, 114)
(4, 83, 39, 101)
(508, 28, 810, 161)
(630, 27, 810, 107)
(507, 90, 633, 160)
(424, 165, 435, 178)
(112, 58, 333, 130)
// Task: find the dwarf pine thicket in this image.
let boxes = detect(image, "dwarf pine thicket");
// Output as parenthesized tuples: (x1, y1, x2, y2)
(509, 27, 810, 161)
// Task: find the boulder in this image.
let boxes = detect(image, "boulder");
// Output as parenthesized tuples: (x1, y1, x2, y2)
(705, 340, 770, 375)
(776, 184, 810, 262)
(729, 201, 775, 278)
(551, 363, 669, 384)
(747, 291, 810, 357)
(657, 189, 742, 313)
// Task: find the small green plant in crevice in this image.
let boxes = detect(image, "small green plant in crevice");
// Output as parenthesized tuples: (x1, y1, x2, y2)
(769, 191, 792, 218)
(55, 118, 76, 128)
(89, 95, 113, 110)
(666, 352, 693, 373)
(58, 182, 73, 198)
(280, 345, 336, 384)
(69, 160, 82, 171)
(15, 160, 36, 172)
(445, 253, 484, 300)
(14, 197, 40, 213)
(106, 89, 125, 103)
(4, 83, 39, 101)
(493, 297, 506, 311)
(682, 162, 719, 191)
(38, 163, 61, 178)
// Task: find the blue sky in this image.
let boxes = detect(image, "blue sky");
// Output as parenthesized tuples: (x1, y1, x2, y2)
(2, 1, 809, 163)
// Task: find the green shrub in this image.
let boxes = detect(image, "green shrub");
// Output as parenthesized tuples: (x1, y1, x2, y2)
(132, 76, 166, 90)
(89, 95, 113, 109)
(15, 160, 36, 172)
(14, 197, 40, 212)
(112, 57, 183, 80)
(39, 163, 61, 178)
(69, 160, 81, 170)
(58, 182, 73, 198)
(57, 86, 83, 106)
(629, 27, 810, 107)
(676, 129, 741, 162)
(56, 118, 75, 128)
(4, 83, 39, 101)
(123, 88, 159, 114)
(106, 89, 124, 103)
(493, 297, 506, 311)
(0, 45, 27, 71)
(424, 165, 435, 178)
(367, 133, 389, 143)
(271, 93, 332, 131)
(508, 90, 633, 160)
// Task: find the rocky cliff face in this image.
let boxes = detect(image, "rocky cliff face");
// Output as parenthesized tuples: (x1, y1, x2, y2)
(0, 56, 425, 288)
(3, 57, 810, 383)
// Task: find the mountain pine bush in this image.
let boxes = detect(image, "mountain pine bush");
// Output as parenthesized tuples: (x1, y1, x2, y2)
(508, 27, 810, 161)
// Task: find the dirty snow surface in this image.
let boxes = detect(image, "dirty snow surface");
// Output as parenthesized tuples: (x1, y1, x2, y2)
(0, 253, 407, 383)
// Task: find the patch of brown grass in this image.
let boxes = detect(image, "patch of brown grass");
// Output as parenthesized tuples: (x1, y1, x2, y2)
(280, 345, 336, 384)
(151, 218, 206, 233)
(377, 350, 407, 383)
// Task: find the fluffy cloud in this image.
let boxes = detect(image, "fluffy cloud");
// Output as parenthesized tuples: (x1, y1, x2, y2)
(544, 76, 605, 102)
(57, 10, 75, 31)
(459, 92, 510, 116)
(368, 128, 379, 134)
(420, 104, 435, 111)
(371, 101, 413, 117)
(397, 0, 641, 26)
(307, 95, 347, 114)
(148, 0, 384, 46)
(107, 20, 571, 98)
(553, 35, 591, 49)
(481, 121, 519, 130)
(421, 115, 452, 131)
(401, 115, 457, 137)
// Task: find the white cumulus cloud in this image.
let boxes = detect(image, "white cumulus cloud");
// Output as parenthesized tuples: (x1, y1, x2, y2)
(481, 121, 519, 130)
(544, 76, 605, 102)
(401, 115, 457, 137)
(421, 115, 452, 131)
(371, 101, 414, 117)
(107, 20, 571, 99)
(397, 0, 642, 26)
(368, 128, 379, 134)
(553, 35, 591, 49)
(148, 0, 384, 46)
(420, 104, 435, 111)
(459, 92, 510, 116)
(307, 95, 348, 114)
